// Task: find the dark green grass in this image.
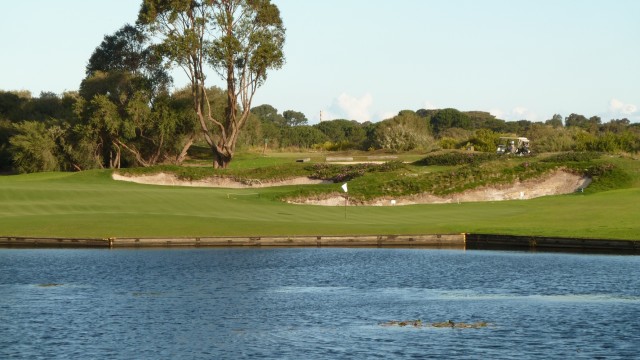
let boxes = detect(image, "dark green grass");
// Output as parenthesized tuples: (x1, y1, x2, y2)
(1, 164, 639, 240)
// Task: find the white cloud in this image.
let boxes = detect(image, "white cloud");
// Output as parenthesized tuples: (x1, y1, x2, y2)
(490, 106, 538, 121)
(609, 98, 637, 115)
(325, 93, 374, 122)
(376, 111, 398, 121)
(422, 101, 438, 110)
(489, 108, 505, 119)
(512, 106, 538, 120)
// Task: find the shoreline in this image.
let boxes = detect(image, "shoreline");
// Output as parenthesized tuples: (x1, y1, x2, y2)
(1, 234, 638, 254)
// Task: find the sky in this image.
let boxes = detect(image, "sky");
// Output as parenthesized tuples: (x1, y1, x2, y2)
(1, 0, 639, 124)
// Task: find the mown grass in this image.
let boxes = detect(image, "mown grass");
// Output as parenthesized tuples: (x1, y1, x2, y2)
(1, 152, 639, 240)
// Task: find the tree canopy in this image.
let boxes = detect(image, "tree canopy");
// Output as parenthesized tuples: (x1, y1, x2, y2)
(138, 0, 286, 168)
(77, 24, 194, 168)
(4, 89, 640, 174)
(2, 2, 640, 174)
(430, 108, 471, 135)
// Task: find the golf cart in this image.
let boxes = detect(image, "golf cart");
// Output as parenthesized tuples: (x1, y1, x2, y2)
(496, 137, 531, 155)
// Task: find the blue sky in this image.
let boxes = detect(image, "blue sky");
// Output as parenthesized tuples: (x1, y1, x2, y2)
(2, 0, 638, 123)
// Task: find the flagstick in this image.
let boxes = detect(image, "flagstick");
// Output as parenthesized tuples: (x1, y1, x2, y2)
(341, 182, 349, 220)
(344, 194, 348, 219)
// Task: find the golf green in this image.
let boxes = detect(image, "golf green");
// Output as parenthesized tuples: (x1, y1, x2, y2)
(1, 169, 638, 240)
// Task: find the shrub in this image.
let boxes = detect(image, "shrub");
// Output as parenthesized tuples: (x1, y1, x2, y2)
(580, 163, 633, 192)
(10, 121, 60, 173)
(383, 161, 554, 197)
(372, 112, 435, 151)
(439, 137, 460, 149)
(306, 161, 407, 183)
(540, 152, 602, 163)
(468, 129, 500, 152)
(524, 124, 575, 152)
(413, 152, 499, 166)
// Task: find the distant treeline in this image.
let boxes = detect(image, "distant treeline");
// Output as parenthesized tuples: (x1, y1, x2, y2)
(1, 89, 639, 174)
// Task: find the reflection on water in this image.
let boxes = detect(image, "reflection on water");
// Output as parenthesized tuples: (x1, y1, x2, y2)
(1, 248, 639, 359)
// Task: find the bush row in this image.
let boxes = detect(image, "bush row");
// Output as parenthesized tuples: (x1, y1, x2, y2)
(306, 161, 406, 183)
(540, 152, 602, 163)
(413, 152, 501, 166)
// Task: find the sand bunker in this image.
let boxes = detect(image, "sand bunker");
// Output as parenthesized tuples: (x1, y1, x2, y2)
(112, 172, 331, 188)
(289, 170, 591, 206)
(113, 169, 590, 206)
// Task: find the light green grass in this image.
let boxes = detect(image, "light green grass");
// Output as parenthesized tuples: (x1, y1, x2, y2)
(1, 168, 639, 240)
(187, 150, 426, 168)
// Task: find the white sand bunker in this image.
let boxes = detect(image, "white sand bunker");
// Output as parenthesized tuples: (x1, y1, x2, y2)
(112, 172, 331, 188)
(289, 170, 591, 206)
(113, 169, 590, 206)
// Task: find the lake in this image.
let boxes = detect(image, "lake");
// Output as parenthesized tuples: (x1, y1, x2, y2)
(1, 248, 639, 359)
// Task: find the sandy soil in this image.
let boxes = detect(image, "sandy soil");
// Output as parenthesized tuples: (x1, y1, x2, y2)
(112, 172, 331, 188)
(113, 169, 590, 206)
(288, 170, 591, 206)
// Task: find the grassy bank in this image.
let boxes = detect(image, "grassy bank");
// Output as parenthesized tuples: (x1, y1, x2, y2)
(1, 152, 639, 240)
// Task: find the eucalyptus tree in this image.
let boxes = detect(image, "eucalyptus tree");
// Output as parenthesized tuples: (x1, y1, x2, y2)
(8, 120, 88, 173)
(545, 114, 564, 128)
(430, 108, 471, 135)
(85, 24, 171, 95)
(79, 24, 197, 168)
(280, 126, 327, 149)
(283, 110, 308, 126)
(314, 119, 367, 149)
(0, 119, 17, 172)
(138, 0, 286, 168)
(251, 104, 286, 126)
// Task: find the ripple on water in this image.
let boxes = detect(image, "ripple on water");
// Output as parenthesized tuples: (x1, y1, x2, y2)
(1, 248, 639, 359)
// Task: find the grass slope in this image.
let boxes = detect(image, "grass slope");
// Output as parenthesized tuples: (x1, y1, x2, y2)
(1, 164, 639, 240)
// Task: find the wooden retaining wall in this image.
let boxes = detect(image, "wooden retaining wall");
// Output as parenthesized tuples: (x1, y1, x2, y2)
(0, 234, 464, 248)
(466, 234, 640, 253)
(3, 234, 638, 253)
(0, 237, 110, 247)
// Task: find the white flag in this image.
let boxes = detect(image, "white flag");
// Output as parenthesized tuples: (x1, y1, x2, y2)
(341, 183, 348, 193)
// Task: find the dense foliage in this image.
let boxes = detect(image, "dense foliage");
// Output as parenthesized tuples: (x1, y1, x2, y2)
(3, 86, 640, 174)
(1, 0, 639, 174)
(138, 0, 285, 169)
(413, 152, 500, 166)
(540, 152, 602, 163)
(307, 161, 406, 182)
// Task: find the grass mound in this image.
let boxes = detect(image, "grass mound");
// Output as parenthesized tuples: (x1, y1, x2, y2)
(282, 156, 611, 201)
(383, 161, 556, 197)
(115, 151, 628, 201)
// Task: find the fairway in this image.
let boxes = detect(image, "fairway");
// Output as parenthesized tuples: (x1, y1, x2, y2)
(1, 169, 638, 240)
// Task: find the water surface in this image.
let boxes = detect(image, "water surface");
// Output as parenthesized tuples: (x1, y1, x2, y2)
(1, 248, 638, 359)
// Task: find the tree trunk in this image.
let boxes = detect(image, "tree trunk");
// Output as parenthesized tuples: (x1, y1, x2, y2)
(109, 147, 121, 169)
(212, 148, 231, 169)
(174, 135, 195, 165)
(115, 139, 150, 167)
